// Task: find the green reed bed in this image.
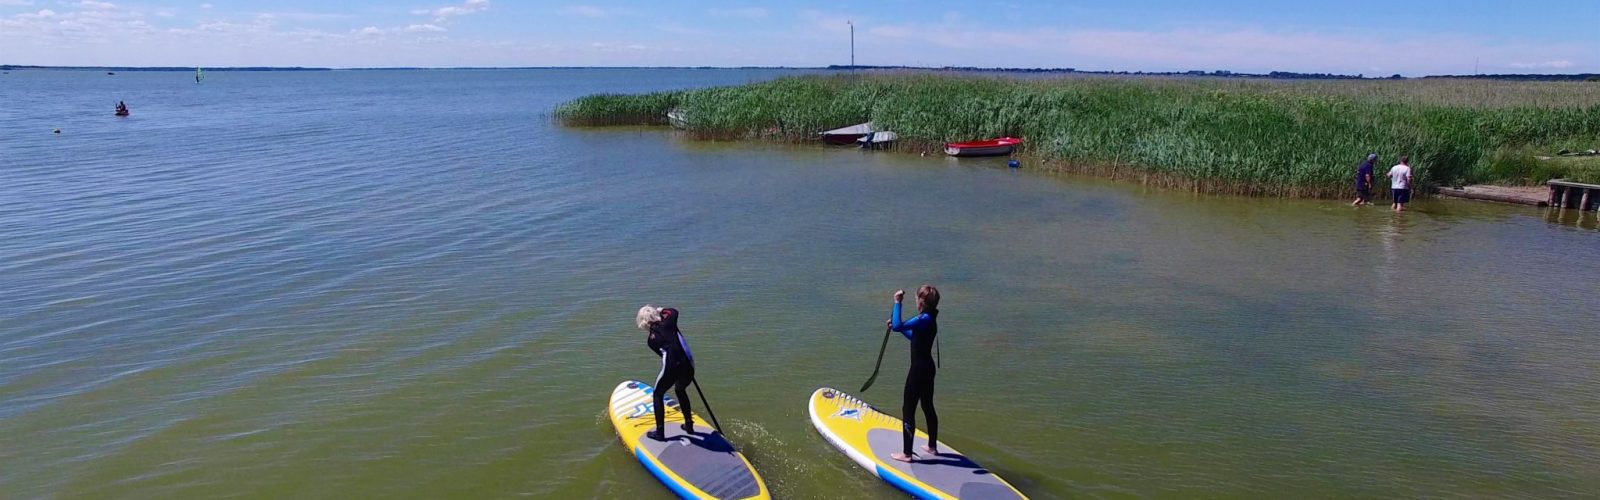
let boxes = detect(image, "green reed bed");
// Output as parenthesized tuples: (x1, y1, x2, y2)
(555, 74, 1600, 197)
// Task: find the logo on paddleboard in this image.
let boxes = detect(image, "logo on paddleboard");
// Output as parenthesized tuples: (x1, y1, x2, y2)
(834, 408, 862, 421)
(624, 390, 677, 419)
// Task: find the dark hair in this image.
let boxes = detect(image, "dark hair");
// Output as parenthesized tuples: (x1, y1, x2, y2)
(917, 285, 940, 311)
(1400, 155, 1410, 164)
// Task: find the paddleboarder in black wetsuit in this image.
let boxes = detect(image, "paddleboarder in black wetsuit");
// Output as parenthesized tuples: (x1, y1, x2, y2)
(886, 285, 940, 462)
(638, 305, 696, 440)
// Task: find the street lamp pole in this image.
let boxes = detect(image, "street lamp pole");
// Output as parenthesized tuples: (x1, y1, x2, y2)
(848, 20, 854, 68)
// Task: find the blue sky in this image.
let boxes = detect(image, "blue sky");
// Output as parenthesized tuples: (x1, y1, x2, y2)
(2, 0, 1596, 74)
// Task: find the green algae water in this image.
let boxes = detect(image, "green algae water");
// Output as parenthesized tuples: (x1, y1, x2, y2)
(2, 69, 1598, 498)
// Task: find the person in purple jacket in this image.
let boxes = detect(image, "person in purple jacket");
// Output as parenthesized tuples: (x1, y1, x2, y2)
(885, 285, 940, 462)
(1352, 153, 1377, 206)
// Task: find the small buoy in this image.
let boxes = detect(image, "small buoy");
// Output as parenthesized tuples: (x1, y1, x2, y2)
(53, 128, 61, 134)
(1008, 159, 1021, 168)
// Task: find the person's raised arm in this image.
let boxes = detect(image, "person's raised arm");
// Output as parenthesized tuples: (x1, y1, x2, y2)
(887, 289, 928, 339)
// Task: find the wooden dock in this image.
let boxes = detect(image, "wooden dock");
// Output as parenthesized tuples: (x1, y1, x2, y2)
(1435, 185, 1548, 207)
(1548, 179, 1600, 211)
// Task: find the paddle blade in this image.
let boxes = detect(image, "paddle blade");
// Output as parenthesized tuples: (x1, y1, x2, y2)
(858, 369, 880, 393)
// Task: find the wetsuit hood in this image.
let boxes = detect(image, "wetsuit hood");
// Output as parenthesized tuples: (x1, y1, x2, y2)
(659, 307, 679, 331)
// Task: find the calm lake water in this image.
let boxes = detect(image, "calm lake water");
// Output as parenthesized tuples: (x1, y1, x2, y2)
(2, 69, 1598, 499)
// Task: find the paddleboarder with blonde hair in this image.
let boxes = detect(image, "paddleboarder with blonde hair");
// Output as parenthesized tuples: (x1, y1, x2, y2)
(636, 305, 696, 441)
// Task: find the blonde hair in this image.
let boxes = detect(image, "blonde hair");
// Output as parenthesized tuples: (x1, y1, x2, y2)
(636, 305, 661, 331)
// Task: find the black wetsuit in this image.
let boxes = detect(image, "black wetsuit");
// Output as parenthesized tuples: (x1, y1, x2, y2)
(647, 311, 694, 436)
(890, 302, 938, 456)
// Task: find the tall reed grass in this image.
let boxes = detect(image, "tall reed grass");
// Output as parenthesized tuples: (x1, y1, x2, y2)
(555, 74, 1600, 197)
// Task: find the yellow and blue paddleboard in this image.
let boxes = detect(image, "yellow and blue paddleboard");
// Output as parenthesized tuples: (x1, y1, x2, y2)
(608, 380, 770, 500)
(808, 387, 1027, 499)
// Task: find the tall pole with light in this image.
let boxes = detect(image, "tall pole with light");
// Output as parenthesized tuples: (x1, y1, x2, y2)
(848, 20, 855, 68)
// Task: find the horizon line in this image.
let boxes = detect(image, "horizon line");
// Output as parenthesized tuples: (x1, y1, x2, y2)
(4, 64, 1598, 80)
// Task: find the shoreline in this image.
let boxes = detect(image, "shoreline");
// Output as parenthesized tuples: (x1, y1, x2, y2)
(557, 74, 1600, 200)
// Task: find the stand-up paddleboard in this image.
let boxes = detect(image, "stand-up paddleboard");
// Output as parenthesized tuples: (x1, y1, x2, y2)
(808, 387, 1027, 499)
(609, 380, 770, 499)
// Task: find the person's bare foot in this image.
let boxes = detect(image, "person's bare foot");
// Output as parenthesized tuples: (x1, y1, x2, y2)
(920, 445, 939, 456)
(890, 453, 914, 463)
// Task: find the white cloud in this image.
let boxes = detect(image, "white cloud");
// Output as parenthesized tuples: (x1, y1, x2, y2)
(799, 10, 855, 33)
(588, 41, 655, 52)
(253, 12, 356, 21)
(708, 7, 766, 19)
(405, 23, 446, 33)
(852, 23, 1596, 75)
(200, 3, 212, 8)
(424, 0, 489, 22)
(562, 4, 635, 18)
(353, 26, 384, 37)
(0, 0, 35, 6)
(1507, 60, 1575, 69)
(656, 22, 704, 36)
(78, 0, 115, 9)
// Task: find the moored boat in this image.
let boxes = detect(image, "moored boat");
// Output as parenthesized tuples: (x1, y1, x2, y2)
(666, 108, 688, 129)
(820, 122, 874, 145)
(857, 130, 897, 149)
(944, 137, 1023, 157)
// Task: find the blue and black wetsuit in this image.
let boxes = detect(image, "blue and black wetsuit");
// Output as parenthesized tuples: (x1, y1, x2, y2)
(648, 308, 694, 437)
(890, 301, 938, 456)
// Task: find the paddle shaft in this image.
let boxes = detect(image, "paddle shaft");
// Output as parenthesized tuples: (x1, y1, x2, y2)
(859, 326, 892, 392)
(691, 379, 723, 434)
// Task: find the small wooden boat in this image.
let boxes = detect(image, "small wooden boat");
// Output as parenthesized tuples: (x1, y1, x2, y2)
(820, 122, 874, 145)
(944, 137, 1022, 157)
(857, 131, 897, 149)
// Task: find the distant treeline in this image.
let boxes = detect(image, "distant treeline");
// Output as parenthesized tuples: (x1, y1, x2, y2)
(830, 65, 1363, 79)
(6, 65, 1596, 81)
(1424, 73, 1600, 82)
(0, 65, 331, 71)
(828, 65, 1600, 81)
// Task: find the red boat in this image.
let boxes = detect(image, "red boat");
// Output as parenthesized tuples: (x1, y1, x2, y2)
(944, 137, 1022, 157)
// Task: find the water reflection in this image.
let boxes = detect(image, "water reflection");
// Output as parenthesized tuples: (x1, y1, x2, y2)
(1544, 207, 1600, 230)
(1376, 212, 1410, 298)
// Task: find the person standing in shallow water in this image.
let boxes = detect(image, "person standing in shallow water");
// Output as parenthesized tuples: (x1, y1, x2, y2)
(1388, 155, 1414, 212)
(637, 305, 696, 441)
(886, 285, 940, 463)
(1352, 153, 1377, 206)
